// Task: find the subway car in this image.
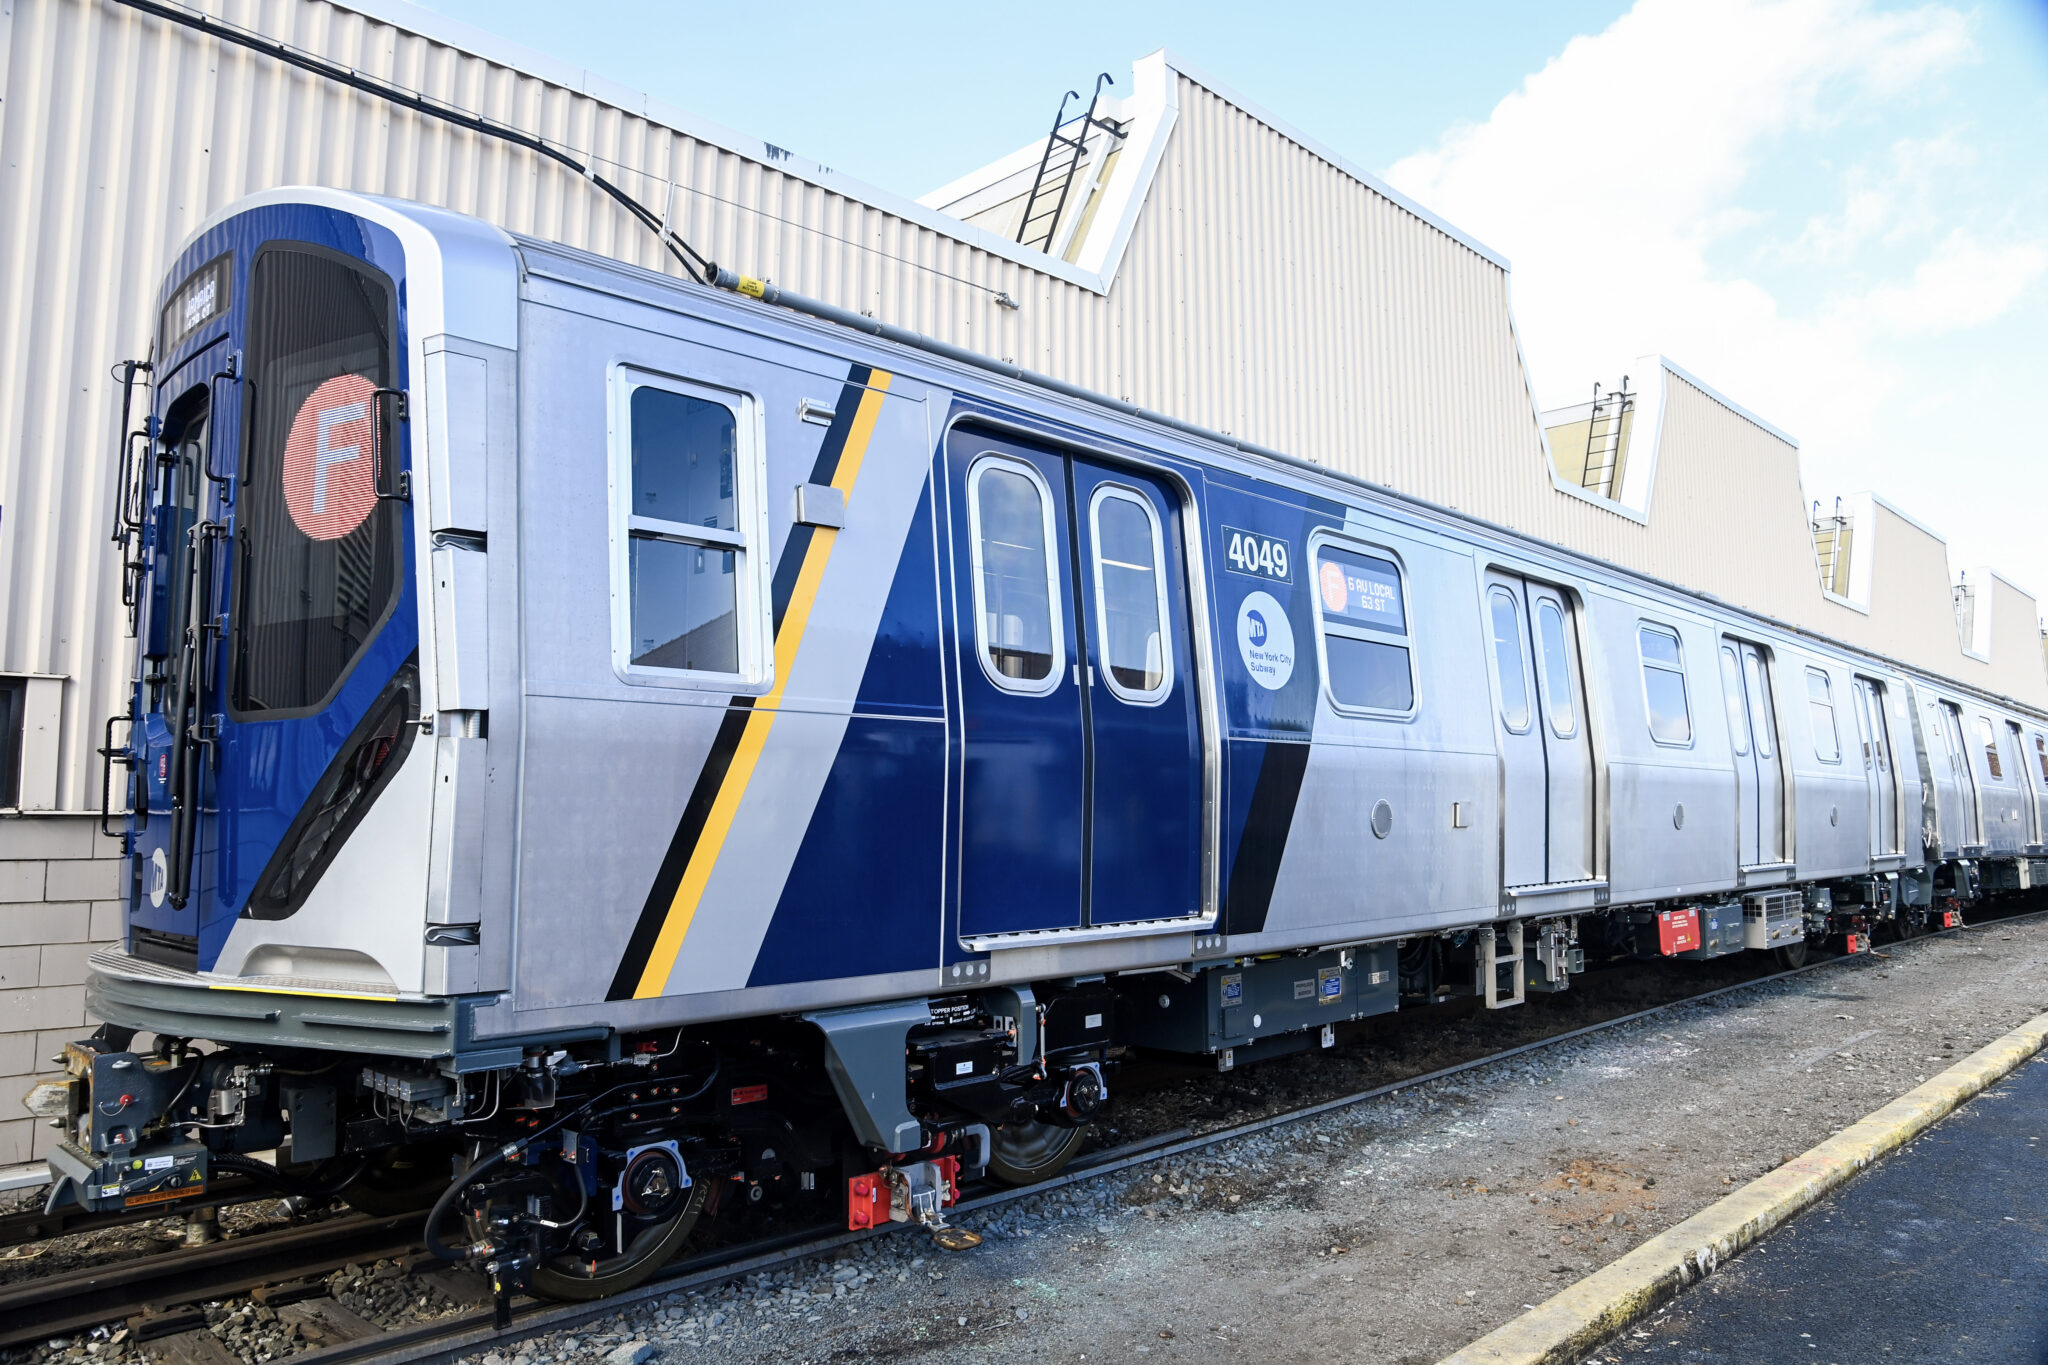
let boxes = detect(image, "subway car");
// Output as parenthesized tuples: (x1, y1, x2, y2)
(29, 188, 2048, 1302)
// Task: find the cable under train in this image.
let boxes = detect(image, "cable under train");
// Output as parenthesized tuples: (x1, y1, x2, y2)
(26, 188, 2048, 1309)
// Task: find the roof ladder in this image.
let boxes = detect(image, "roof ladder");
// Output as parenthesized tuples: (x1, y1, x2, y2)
(1812, 497, 1853, 596)
(1580, 377, 1632, 500)
(1014, 73, 1126, 255)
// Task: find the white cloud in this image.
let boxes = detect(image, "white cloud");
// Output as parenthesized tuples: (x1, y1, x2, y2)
(1383, 0, 2048, 601)
(1851, 228, 2046, 334)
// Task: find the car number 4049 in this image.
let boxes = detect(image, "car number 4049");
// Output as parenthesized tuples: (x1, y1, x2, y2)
(1223, 525, 1291, 582)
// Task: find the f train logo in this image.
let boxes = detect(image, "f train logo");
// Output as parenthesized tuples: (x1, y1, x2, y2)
(283, 373, 380, 541)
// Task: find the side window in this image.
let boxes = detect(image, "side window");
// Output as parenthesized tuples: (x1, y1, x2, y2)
(1718, 646, 1749, 755)
(1806, 669, 1841, 762)
(1316, 544, 1414, 713)
(969, 457, 1063, 692)
(1535, 599, 1578, 738)
(233, 245, 401, 715)
(1089, 487, 1171, 703)
(1975, 716, 2004, 781)
(618, 377, 756, 679)
(1638, 624, 1692, 745)
(1487, 588, 1529, 731)
(2035, 733, 2048, 786)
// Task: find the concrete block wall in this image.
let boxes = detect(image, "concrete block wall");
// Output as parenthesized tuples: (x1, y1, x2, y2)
(0, 814, 125, 1166)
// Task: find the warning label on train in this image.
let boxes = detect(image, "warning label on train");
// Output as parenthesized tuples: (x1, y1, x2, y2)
(1221, 526, 1292, 582)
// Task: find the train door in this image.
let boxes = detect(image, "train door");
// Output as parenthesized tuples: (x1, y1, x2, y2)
(1941, 701, 1981, 847)
(950, 428, 1204, 939)
(1850, 677, 1899, 856)
(2006, 721, 2041, 846)
(1718, 639, 1785, 867)
(1484, 573, 1594, 887)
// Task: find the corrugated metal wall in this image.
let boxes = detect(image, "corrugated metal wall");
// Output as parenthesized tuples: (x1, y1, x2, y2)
(0, 0, 1573, 810)
(2, 0, 2041, 819)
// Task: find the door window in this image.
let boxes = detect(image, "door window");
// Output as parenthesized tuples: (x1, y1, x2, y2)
(1535, 599, 1578, 738)
(1975, 716, 2004, 780)
(1637, 624, 1692, 745)
(1742, 651, 1776, 758)
(969, 458, 1064, 692)
(1719, 646, 1750, 756)
(1088, 487, 1171, 703)
(621, 383, 751, 677)
(2035, 733, 2048, 785)
(232, 246, 401, 715)
(1806, 669, 1841, 762)
(1488, 589, 1530, 732)
(1314, 545, 1414, 713)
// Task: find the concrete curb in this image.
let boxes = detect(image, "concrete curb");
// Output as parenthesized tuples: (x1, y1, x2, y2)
(1437, 1010, 2048, 1365)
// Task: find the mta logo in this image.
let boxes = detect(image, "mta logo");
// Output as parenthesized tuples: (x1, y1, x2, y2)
(1247, 610, 1268, 647)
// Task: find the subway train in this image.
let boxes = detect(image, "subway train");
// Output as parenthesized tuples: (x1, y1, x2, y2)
(29, 188, 2048, 1305)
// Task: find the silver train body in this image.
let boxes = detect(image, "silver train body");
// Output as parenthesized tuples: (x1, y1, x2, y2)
(34, 189, 2048, 1289)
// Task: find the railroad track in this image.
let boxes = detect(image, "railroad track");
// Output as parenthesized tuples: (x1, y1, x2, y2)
(6, 904, 2035, 1365)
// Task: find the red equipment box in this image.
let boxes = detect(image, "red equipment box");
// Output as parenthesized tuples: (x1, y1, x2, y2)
(1642, 907, 1700, 955)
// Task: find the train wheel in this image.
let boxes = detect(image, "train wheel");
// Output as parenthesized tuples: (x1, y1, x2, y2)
(986, 1120, 1088, 1186)
(529, 1177, 708, 1301)
(341, 1141, 459, 1217)
(1772, 939, 1810, 969)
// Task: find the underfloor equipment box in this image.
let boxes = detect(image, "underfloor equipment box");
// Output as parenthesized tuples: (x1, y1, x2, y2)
(1742, 890, 1804, 949)
(1632, 907, 1700, 957)
(1678, 902, 1745, 959)
(1120, 945, 1398, 1057)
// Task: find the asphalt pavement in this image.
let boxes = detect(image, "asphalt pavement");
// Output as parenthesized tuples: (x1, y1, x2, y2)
(1595, 1052, 2048, 1364)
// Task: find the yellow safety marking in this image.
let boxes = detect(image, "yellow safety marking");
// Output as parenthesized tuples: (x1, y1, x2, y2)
(631, 371, 893, 999)
(207, 983, 400, 1001)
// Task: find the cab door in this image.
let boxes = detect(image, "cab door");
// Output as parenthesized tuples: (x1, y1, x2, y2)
(2007, 721, 2042, 848)
(1941, 702, 1982, 847)
(949, 427, 1203, 939)
(1484, 573, 1593, 886)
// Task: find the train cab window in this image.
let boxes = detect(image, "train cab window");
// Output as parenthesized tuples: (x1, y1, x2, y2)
(969, 457, 1063, 692)
(1975, 716, 2004, 780)
(233, 246, 401, 715)
(1316, 545, 1414, 713)
(1487, 589, 1529, 731)
(2034, 732, 2048, 785)
(1806, 669, 1841, 762)
(1637, 624, 1691, 745)
(1088, 487, 1171, 702)
(619, 380, 755, 678)
(1719, 646, 1750, 756)
(1535, 599, 1578, 738)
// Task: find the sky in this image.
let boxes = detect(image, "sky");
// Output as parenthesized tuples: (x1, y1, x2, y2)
(417, 0, 2048, 607)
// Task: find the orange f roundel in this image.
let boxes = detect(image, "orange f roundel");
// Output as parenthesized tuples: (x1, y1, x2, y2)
(282, 374, 380, 540)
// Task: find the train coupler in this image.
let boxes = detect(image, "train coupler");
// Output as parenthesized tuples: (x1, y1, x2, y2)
(846, 1154, 981, 1249)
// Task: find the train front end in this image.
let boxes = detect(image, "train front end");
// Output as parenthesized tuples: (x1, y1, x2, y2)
(29, 190, 507, 1219)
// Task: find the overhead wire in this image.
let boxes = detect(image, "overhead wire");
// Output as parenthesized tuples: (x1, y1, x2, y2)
(109, 0, 714, 283)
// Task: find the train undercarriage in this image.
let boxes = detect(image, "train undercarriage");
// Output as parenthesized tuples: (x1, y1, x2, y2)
(24, 858, 2027, 1315)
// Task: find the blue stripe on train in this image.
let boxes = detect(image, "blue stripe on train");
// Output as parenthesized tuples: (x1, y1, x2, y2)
(748, 476, 944, 987)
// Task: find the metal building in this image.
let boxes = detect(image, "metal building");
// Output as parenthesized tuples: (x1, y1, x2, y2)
(0, 0, 2040, 1167)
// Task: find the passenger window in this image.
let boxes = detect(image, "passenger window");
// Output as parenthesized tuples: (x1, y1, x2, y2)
(1719, 646, 1749, 756)
(1637, 624, 1691, 744)
(1089, 487, 1170, 702)
(621, 382, 749, 676)
(970, 459, 1062, 689)
(2035, 733, 2048, 785)
(1535, 599, 1577, 738)
(1488, 589, 1530, 731)
(1976, 717, 2004, 781)
(1316, 545, 1414, 713)
(1806, 669, 1841, 762)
